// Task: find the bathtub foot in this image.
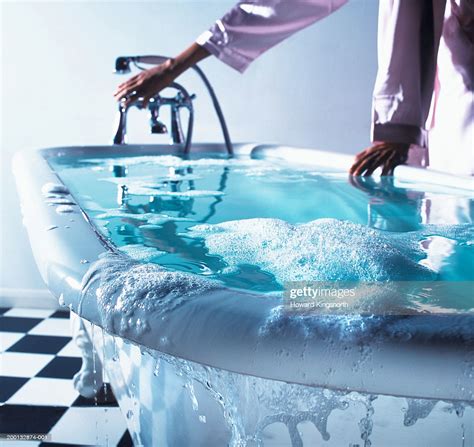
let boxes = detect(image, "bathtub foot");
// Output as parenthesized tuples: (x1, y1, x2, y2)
(71, 312, 103, 398)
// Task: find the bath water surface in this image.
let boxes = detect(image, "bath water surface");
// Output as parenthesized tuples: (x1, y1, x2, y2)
(49, 152, 474, 313)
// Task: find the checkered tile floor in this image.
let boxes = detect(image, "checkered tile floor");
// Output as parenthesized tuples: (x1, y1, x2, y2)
(0, 307, 133, 446)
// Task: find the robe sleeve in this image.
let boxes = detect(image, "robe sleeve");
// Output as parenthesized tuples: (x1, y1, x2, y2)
(196, 0, 349, 73)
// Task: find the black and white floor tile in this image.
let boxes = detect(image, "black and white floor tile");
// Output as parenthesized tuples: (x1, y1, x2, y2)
(0, 307, 133, 446)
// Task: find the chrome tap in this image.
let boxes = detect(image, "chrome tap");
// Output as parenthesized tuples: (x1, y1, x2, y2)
(112, 101, 129, 145)
(112, 55, 233, 154)
(149, 107, 167, 135)
(112, 82, 195, 152)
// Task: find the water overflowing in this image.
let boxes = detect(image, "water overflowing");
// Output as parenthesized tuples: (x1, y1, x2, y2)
(358, 395, 376, 447)
(140, 350, 473, 447)
(49, 153, 474, 445)
(91, 324, 100, 446)
(403, 398, 438, 426)
(157, 351, 351, 446)
(80, 253, 223, 338)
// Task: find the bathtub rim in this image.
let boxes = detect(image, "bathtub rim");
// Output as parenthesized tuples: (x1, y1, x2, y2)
(12, 142, 474, 402)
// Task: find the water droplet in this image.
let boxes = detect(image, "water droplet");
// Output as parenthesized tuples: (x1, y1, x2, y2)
(46, 225, 58, 231)
(153, 361, 161, 377)
(126, 410, 133, 419)
(42, 182, 69, 195)
(56, 205, 75, 214)
(80, 259, 89, 264)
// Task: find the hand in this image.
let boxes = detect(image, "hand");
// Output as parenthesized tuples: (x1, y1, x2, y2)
(113, 60, 177, 108)
(349, 142, 410, 176)
(113, 43, 210, 109)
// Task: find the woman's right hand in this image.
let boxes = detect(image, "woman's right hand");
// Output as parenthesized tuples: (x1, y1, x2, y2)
(113, 43, 210, 108)
(349, 142, 410, 176)
(113, 59, 177, 108)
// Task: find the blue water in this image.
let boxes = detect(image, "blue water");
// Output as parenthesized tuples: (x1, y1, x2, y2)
(49, 153, 474, 310)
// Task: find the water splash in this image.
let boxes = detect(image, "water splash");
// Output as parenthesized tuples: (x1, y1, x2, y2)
(80, 253, 223, 338)
(403, 398, 438, 426)
(358, 395, 376, 446)
(185, 381, 199, 411)
(153, 358, 161, 376)
(155, 352, 354, 447)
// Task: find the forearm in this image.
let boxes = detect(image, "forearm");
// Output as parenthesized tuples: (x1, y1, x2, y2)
(167, 42, 210, 77)
(197, 0, 349, 73)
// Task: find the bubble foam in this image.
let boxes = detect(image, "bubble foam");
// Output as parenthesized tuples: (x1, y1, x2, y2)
(189, 218, 435, 283)
(80, 253, 222, 338)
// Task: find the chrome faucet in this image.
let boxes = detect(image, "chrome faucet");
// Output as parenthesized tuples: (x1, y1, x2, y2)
(112, 55, 233, 155)
(112, 82, 195, 152)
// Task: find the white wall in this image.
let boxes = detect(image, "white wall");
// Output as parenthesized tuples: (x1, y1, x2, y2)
(0, 0, 378, 290)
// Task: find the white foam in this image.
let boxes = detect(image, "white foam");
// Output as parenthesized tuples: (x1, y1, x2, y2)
(94, 210, 193, 225)
(189, 218, 434, 283)
(80, 253, 222, 337)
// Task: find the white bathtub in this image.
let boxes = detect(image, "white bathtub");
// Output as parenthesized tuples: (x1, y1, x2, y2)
(13, 143, 474, 446)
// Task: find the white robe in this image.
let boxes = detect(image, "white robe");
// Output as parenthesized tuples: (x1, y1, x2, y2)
(196, 0, 473, 176)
